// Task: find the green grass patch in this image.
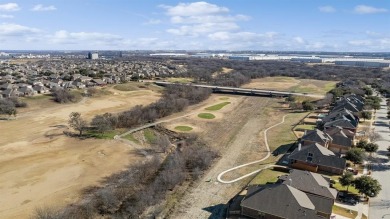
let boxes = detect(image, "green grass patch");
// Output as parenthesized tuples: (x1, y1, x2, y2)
(144, 129, 156, 143)
(249, 169, 287, 185)
(198, 113, 216, 119)
(324, 82, 337, 92)
(174, 126, 193, 132)
(330, 176, 360, 195)
(86, 130, 119, 139)
(332, 205, 358, 218)
(294, 124, 316, 131)
(219, 97, 229, 100)
(267, 112, 307, 151)
(122, 134, 140, 143)
(205, 102, 231, 111)
(289, 85, 317, 94)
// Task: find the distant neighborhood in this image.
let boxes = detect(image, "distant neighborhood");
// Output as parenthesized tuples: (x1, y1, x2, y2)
(0, 58, 187, 99)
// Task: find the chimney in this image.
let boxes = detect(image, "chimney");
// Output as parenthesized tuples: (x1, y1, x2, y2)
(298, 143, 302, 151)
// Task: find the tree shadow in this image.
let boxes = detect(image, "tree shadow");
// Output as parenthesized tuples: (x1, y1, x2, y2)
(374, 121, 389, 127)
(376, 150, 389, 156)
(202, 203, 227, 219)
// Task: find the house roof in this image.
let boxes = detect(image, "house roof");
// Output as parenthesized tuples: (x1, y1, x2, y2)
(241, 184, 323, 219)
(289, 143, 346, 171)
(323, 108, 358, 124)
(333, 101, 360, 113)
(301, 129, 332, 145)
(307, 193, 334, 215)
(279, 169, 337, 199)
(325, 126, 354, 137)
(325, 127, 353, 147)
(324, 119, 356, 129)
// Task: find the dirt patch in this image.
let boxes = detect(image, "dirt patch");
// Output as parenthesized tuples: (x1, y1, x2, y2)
(164, 96, 286, 219)
(0, 88, 160, 219)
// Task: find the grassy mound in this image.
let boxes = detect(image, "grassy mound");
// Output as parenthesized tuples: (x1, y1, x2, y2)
(174, 126, 193, 132)
(198, 113, 216, 119)
(205, 102, 230, 111)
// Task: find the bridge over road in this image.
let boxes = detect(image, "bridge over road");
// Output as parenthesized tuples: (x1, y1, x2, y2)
(154, 81, 325, 99)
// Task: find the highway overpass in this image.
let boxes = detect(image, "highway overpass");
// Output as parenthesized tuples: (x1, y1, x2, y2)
(154, 81, 325, 98)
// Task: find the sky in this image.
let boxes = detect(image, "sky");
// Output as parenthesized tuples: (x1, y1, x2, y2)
(0, 0, 389, 51)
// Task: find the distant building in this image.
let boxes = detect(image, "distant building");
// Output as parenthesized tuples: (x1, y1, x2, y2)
(291, 57, 323, 63)
(88, 52, 99, 60)
(334, 60, 390, 68)
(228, 55, 250, 61)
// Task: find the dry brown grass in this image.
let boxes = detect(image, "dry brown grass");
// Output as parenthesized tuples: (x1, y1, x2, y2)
(0, 87, 161, 218)
(242, 76, 337, 95)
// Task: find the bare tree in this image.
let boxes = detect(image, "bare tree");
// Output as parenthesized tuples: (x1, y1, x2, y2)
(68, 112, 88, 136)
(368, 131, 382, 143)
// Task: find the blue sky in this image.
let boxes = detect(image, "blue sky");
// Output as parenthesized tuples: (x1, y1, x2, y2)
(0, 0, 389, 51)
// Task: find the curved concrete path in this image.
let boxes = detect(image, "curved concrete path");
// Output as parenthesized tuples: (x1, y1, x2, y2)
(217, 115, 287, 184)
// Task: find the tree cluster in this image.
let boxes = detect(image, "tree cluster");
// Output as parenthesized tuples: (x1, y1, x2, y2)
(356, 140, 379, 155)
(52, 88, 77, 103)
(339, 173, 381, 197)
(165, 58, 385, 87)
(116, 85, 211, 128)
(0, 97, 27, 116)
(32, 136, 219, 219)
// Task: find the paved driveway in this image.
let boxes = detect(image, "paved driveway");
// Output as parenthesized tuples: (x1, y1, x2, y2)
(369, 96, 390, 219)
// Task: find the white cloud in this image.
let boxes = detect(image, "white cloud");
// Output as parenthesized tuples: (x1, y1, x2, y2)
(31, 4, 57, 11)
(0, 14, 13, 18)
(354, 5, 388, 14)
(0, 23, 40, 36)
(348, 40, 373, 46)
(319, 6, 336, 13)
(162, 2, 251, 37)
(160, 2, 229, 16)
(293, 36, 305, 44)
(171, 14, 249, 24)
(167, 22, 239, 36)
(50, 30, 122, 44)
(0, 3, 20, 11)
(144, 19, 161, 25)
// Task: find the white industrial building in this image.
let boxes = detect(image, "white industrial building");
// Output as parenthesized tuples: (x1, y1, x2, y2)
(334, 60, 390, 68)
(88, 52, 99, 60)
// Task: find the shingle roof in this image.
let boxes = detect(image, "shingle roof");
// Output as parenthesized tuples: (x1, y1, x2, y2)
(333, 101, 360, 113)
(241, 184, 323, 219)
(324, 119, 356, 129)
(301, 129, 332, 145)
(289, 143, 346, 171)
(280, 169, 337, 199)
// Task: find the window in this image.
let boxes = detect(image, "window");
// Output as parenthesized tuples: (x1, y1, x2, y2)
(307, 152, 313, 162)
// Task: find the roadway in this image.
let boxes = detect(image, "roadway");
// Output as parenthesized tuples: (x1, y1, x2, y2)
(369, 95, 390, 219)
(154, 81, 325, 98)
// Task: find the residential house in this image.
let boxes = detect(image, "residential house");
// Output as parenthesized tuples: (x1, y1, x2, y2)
(324, 126, 354, 154)
(288, 143, 346, 175)
(33, 85, 49, 94)
(279, 169, 337, 219)
(332, 101, 360, 114)
(240, 184, 324, 219)
(322, 108, 359, 127)
(18, 86, 36, 96)
(324, 119, 357, 134)
(301, 129, 332, 148)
